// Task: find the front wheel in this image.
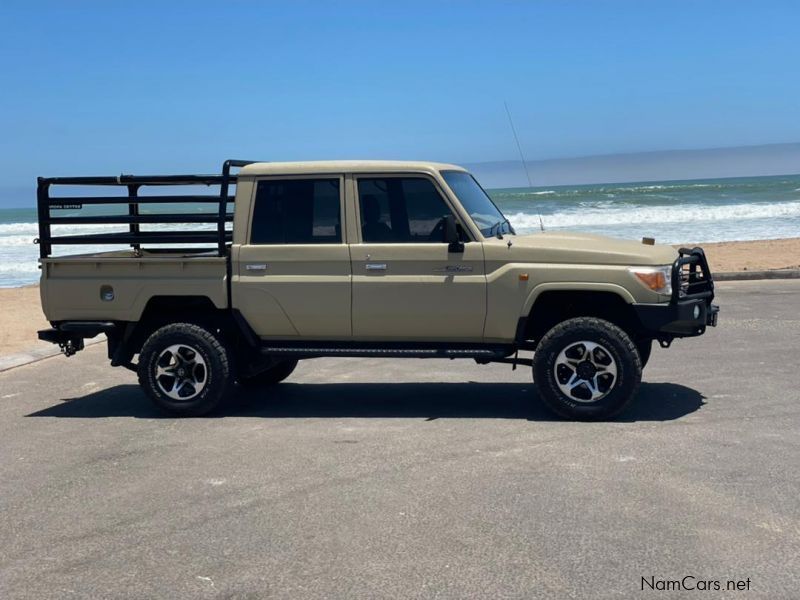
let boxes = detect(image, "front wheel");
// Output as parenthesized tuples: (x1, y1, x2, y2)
(138, 323, 233, 417)
(533, 317, 642, 420)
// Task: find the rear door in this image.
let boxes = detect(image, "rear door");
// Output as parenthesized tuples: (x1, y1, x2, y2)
(232, 175, 351, 339)
(350, 174, 486, 341)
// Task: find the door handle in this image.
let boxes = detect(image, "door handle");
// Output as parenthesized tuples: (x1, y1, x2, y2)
(245, 263, 268, 271)
(365, 263, 387, 271)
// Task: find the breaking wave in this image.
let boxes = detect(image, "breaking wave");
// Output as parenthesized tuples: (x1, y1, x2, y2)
(509, 199, 800, 230)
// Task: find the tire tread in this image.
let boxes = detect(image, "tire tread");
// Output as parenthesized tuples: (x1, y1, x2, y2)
(138, 322, 232, 417)
(534, 317, 642, 420)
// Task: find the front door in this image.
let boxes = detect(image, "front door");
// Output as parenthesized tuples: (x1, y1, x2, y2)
(232, 175, 351, 339)
(351, 175, 486, 341)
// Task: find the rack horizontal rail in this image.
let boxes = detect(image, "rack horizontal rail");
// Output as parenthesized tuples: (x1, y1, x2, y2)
(36, 159, 255, 258)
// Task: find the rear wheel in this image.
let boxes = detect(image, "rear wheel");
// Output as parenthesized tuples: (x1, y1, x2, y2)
(238, 359, 299, 387)
(138, 323, 232, 417)
(533, 317, 642, 420)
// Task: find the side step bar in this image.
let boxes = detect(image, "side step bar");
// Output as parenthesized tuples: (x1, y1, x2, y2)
(259, 345, 513, 360)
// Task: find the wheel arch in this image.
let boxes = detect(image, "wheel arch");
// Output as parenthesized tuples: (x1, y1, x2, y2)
(108, 295, 252, 367)
(521, 285, 640, 344)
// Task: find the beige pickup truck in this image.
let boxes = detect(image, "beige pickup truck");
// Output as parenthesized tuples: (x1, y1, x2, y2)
(36, 159, 718, 420)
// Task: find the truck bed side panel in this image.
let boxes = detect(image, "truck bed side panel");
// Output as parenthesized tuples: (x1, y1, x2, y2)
(40, 256, 228, 322)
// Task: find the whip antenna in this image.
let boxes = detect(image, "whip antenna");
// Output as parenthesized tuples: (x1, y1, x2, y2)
(504, 101, 544, 231)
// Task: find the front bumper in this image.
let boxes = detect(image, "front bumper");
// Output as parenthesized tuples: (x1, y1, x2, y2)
(633, 247, 719, 338)
(633, 298, 719, 337)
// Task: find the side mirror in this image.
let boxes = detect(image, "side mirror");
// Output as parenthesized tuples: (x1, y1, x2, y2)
(443, 214, 465, 253)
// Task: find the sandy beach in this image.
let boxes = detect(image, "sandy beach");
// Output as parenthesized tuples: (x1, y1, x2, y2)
(1, 237, 797, 358)
(686, 237, 800, 272)
(0, 285, 51, 356)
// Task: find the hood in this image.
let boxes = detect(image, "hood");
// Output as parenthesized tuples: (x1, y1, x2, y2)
(488, 230, 678, 266)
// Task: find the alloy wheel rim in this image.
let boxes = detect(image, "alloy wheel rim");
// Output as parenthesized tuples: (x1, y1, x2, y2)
(554, 340, 618, 403)
(154, 344, 208, 401)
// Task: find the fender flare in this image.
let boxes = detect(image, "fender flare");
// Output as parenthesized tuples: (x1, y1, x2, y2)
(521, 282, 636, 318)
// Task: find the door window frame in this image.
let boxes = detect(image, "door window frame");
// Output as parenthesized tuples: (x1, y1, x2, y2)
(246, 174, 347, 246)
(352, 172, 474, 245)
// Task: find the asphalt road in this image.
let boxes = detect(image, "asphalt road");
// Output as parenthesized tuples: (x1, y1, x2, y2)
(1, 280, 798, 599)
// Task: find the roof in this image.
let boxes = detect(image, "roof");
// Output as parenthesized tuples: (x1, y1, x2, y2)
(238, 160, 467, 176)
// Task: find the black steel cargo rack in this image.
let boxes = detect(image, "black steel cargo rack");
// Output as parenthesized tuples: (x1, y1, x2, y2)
(35, 159, 256, 259)
(671, 247, 715, 304)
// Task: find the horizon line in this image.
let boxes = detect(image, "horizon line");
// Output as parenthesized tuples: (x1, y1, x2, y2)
(467, 140, 800, 167)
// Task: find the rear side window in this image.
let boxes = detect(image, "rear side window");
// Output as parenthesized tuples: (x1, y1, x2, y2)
(251, 179, 341, 244)
(357, 177, 454, 243)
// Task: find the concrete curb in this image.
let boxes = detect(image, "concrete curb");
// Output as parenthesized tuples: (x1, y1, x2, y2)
(714, 270, 800, 281)
(0, 338, 104, 373)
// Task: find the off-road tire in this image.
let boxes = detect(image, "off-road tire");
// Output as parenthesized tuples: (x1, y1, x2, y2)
(533, 317, 642, 420)
(238, 359, 299, 387)
(138, 322, 233, 417)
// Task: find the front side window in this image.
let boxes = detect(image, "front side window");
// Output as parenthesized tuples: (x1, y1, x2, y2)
(441, 170, 513, 237)
(251, 178, 341, 244)
(357, 177, 456, 243)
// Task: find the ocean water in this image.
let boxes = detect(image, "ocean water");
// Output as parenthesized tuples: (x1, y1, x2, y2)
(491, 174, 800, 242)
(1, 173, 799, 287)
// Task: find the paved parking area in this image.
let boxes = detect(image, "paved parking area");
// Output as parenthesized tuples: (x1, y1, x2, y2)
(0, 280, 798, 598)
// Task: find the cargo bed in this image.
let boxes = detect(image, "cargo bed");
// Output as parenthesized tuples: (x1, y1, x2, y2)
(40, 249, 228, 322)
(35, 160, 255, 323)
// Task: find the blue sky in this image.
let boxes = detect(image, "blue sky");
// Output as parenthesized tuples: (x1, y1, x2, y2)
(1, 0, 799, 193)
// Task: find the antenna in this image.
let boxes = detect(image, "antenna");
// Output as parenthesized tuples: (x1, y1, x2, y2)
(504, 101, 544, 231)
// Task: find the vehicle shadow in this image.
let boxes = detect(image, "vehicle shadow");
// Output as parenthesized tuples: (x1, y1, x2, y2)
(27, 381, 705, 422)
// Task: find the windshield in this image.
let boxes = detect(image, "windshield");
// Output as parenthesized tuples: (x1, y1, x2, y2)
(441, 170, 514, 237)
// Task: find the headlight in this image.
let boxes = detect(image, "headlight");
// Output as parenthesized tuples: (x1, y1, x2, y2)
(629, 265, 672, 295)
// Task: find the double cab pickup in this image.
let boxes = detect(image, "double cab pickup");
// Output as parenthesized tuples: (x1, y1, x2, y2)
(36, 160, 718, 419)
